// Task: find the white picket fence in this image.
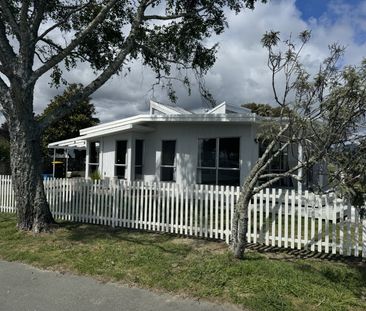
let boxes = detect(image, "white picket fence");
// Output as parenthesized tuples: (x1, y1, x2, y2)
(0, 175, 365, 258)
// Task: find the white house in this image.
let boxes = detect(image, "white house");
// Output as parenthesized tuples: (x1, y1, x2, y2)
(49, 100, 310, 188)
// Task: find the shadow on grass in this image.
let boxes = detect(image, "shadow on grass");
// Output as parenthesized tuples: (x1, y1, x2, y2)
(58, 221, 194, 257)
(246, 242, 366, 264)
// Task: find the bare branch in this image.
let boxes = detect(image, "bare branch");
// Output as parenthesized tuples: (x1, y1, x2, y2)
(259, 173, 301, 181)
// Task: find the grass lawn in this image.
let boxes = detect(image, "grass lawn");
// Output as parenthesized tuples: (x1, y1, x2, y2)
(0, 213, 365, 311)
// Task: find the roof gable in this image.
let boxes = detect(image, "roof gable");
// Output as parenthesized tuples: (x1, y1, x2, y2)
(149, 100, 192, 115)
(206, 102, 252, 115)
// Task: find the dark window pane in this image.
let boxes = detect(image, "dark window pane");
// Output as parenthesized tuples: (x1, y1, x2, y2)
(218, 170, 240, 186)
(198, 138, 216, 167)
(161, 140, 176, 166)
(197, 168, 216, 185)
(219, 137, 240, 168)
(135, 166, 143, 180)
(135, 140, 143, 165)
(161, 167, 175, 181)
(89, 141, 100, 164)
(116, 141, 127, 164)
(115, 166, 126, 179)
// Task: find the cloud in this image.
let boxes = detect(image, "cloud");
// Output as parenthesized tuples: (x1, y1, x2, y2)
(31, 0, 366, 123)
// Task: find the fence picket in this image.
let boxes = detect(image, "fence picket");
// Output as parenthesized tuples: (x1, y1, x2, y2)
(0, 175, 364, 259)
(266, 188, 270, 246)
(253, 191, 258, 244)
(271, 189, 276, 247)
(284, 190, 289, 248)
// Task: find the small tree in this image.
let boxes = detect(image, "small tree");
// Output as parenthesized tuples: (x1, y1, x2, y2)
(0, 0, 265, 232)
(231, 31, 366, 259)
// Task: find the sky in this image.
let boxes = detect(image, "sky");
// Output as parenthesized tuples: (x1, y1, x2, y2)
(31, 0, 366, 123)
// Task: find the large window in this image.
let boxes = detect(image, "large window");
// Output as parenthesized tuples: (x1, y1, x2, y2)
(258, 141, 293, 188)
(115, 140, 127, 179)
(89, 141, 100, 176)
(135, 140, 144, 180)
(161, 140, 176, 181)
(197, 137, 240, 186)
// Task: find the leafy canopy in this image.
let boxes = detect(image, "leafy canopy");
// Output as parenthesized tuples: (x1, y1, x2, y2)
(38, 84, 100, 154)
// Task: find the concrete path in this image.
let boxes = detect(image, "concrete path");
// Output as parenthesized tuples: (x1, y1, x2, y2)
(0, 260, 239, 311)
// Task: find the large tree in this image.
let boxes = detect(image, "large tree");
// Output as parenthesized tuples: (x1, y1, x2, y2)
(0, 0, 264, 232)
(231, 31, 366, 259)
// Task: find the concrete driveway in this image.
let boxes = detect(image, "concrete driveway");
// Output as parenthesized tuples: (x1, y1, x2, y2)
(0, 260, 240, 311)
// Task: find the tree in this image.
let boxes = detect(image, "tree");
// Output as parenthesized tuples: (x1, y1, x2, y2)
(0, 0, 265, 232)
(242, 102, 291, 117)
(0, 122, 10, 174)
(39, 83, 99, 176)
(231, 31, 366, 259)
(38, 84, 100, 156)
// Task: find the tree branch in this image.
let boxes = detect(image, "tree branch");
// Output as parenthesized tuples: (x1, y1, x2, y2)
(0, 19, 17, 67)
(0, 1, 21, 40)
(143, 7, 205, 21)
(31, 0, 118, 84)
(36, 2, 93, 42)
(38, 0, 149, 130)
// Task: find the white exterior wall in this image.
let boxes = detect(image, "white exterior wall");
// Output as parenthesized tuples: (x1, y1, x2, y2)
(91, 122, 258, 186)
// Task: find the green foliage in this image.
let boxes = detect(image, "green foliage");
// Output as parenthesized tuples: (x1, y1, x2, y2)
(1, 1, 266, 103)
(38, 84, 100, 155)
(242, 102, 292, 117)
(90, 170, 101, 181)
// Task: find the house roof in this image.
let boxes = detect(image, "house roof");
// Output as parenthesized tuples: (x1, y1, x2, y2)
(48, 100, 261, 149)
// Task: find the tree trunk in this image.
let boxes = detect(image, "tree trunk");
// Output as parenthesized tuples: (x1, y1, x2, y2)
(7, 95, 55, 232)
(231, 190, 251, 259)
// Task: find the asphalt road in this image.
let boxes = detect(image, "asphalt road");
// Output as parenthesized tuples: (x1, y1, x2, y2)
(0, 260, 240, 311)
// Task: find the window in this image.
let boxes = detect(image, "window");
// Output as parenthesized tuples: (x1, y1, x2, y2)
(161, 140, 176, 181)
(115, 140, 127, 179)
(258, 140, 293, 188)
(197, 137, 240, 186)
(88, 141, 100, 176)
(135, 140, 144, 180)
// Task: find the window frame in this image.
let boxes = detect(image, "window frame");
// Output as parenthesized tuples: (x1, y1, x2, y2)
(160, 140, 176, 182)
(88, 141, 100, 177)
(197, 137, 240, 185)
(115, 140, 128, 179)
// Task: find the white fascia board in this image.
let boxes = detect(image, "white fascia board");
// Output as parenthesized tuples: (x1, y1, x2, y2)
(48, 137, 86, 149)
(80, 113, 261, 137)
(82, 124, 155, 140)
(148, 113, 259, 123)
(80, 114, 152, 136)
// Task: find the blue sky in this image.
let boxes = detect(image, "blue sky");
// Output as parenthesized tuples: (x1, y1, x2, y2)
(296, 0, 366, 43)
(296, 0, 329, 19)
(30, 0, 366, 122)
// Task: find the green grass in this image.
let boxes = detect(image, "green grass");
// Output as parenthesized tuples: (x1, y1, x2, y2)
(0, 213, 365, 311)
